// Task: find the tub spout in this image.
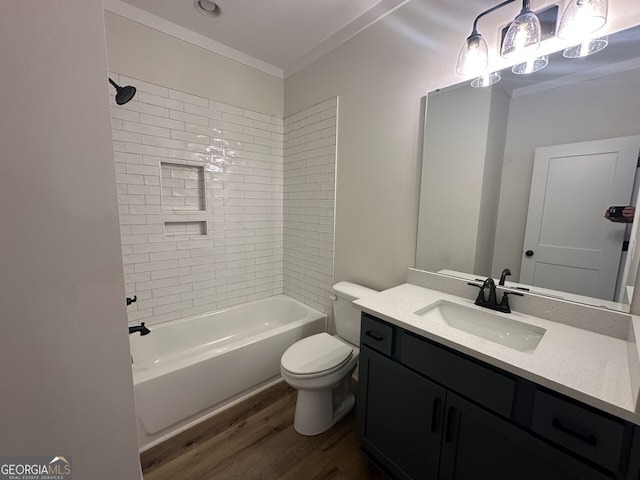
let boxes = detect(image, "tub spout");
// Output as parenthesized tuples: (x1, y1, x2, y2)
(129, 322, 150, 336)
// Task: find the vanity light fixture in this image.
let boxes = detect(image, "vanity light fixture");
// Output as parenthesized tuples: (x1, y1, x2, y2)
(458, 1, 561, 86)
(512, 54, 549, 74)
(557, 0, 608, 40)
(456, 0, 516, 76)
(562, 36, 608, 57)
(501, 0, 542, 58)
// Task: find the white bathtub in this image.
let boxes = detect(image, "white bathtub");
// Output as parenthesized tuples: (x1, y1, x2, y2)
(129, 295, 326, 451)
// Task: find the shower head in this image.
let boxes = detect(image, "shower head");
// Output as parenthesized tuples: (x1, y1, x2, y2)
(108, 77, 136, 105)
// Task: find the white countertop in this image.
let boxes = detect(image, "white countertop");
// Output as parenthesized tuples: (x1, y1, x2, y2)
(354, 282, 640, 425)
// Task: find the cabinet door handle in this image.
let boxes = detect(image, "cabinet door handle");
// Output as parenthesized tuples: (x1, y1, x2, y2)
(431, 398, 442, 433)
(445, 406, 456, 443)
(365, 330, 384, 341)
(552, 418, 597, 446)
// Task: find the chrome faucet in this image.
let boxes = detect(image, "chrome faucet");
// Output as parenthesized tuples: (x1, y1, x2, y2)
(467, 277, 523, 314)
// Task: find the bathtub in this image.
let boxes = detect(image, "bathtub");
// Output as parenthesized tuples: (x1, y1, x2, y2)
(129, 295, 326, 451)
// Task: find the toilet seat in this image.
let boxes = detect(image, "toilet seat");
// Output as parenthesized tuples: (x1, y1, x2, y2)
(281, 333, 353, 378)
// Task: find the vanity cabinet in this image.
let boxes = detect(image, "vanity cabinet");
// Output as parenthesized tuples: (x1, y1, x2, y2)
(357, 313, 636, 480)
(358, 344, 443, 479)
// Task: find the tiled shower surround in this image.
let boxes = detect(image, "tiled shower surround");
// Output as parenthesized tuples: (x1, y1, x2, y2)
(283, 98, 337, 314)
(110, 74, 336, 325)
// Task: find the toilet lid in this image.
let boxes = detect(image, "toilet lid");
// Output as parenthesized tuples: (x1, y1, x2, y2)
(281, 333, 353, 376)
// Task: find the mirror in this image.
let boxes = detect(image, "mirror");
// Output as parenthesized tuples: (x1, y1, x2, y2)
(417, 24, 640, 312)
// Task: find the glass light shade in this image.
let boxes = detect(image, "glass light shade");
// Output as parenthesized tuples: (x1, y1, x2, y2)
(563, 36, 608, 57)
(558, 0, 608, 40)
(470, 71, 501, 88)
(501, 10, 541, 58)
(512, 55, 549, 74)
(456, 33, 489, 76)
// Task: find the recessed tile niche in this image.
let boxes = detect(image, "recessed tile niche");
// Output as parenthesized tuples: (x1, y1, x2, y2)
(160, 161, 207, 238)
(160, 162, 205, 212)
(164, 220, 207, 237)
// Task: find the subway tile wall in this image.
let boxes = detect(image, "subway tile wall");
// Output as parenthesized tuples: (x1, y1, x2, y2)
(283, 98, 337, 315)
(110, 73, 285, 325)
(111, 74, 337, 325)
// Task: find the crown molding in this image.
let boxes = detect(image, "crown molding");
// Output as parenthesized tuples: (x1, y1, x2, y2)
(104, 0, 410, 81)
(284, 0, 412, 78)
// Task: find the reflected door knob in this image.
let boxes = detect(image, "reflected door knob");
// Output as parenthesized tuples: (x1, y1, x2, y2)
(525, 250, 534, 257)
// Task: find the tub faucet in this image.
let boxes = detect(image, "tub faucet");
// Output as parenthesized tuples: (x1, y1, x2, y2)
(129, 322, 150, 336)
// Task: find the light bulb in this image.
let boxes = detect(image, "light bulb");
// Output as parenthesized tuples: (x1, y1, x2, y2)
(501, 9, 541, 59)
(457, 33, 489, 76)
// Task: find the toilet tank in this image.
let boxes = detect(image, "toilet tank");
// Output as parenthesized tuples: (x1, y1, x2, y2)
(332, 281, 378, 346)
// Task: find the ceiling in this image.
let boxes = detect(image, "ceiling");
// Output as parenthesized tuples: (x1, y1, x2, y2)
(106, 0, 410, 78)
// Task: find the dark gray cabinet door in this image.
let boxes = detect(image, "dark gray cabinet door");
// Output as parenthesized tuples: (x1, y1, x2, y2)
(627, 426, 640, 479)
(439, 392, 611, 480)
(359, 345, 445, 480)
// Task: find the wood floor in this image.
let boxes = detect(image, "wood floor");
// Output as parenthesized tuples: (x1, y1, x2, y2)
(141, 382, 386, 480)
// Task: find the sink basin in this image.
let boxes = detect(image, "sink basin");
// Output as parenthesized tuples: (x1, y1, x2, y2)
(414, 300, 546, 353)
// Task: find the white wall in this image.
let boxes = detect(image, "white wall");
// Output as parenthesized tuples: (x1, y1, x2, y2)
(0, 2, 141, 479)
(417, 82, 507, 277)
(475, 86, 509, 275)
(417, 85, 493, 274)
(285, 0, 640, 292)
(104, 12, 283, 118)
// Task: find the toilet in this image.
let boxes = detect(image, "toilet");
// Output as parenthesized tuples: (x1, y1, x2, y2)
(280, 281, 377, 436)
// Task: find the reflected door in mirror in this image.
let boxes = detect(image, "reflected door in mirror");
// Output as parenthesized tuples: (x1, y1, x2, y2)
(520, 136, 640, 301)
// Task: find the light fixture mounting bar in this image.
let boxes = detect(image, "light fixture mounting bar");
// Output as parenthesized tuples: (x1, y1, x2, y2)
(471, 0, 517, 34)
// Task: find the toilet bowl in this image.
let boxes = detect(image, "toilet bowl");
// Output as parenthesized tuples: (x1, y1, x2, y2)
(280, 282, 377, 436)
